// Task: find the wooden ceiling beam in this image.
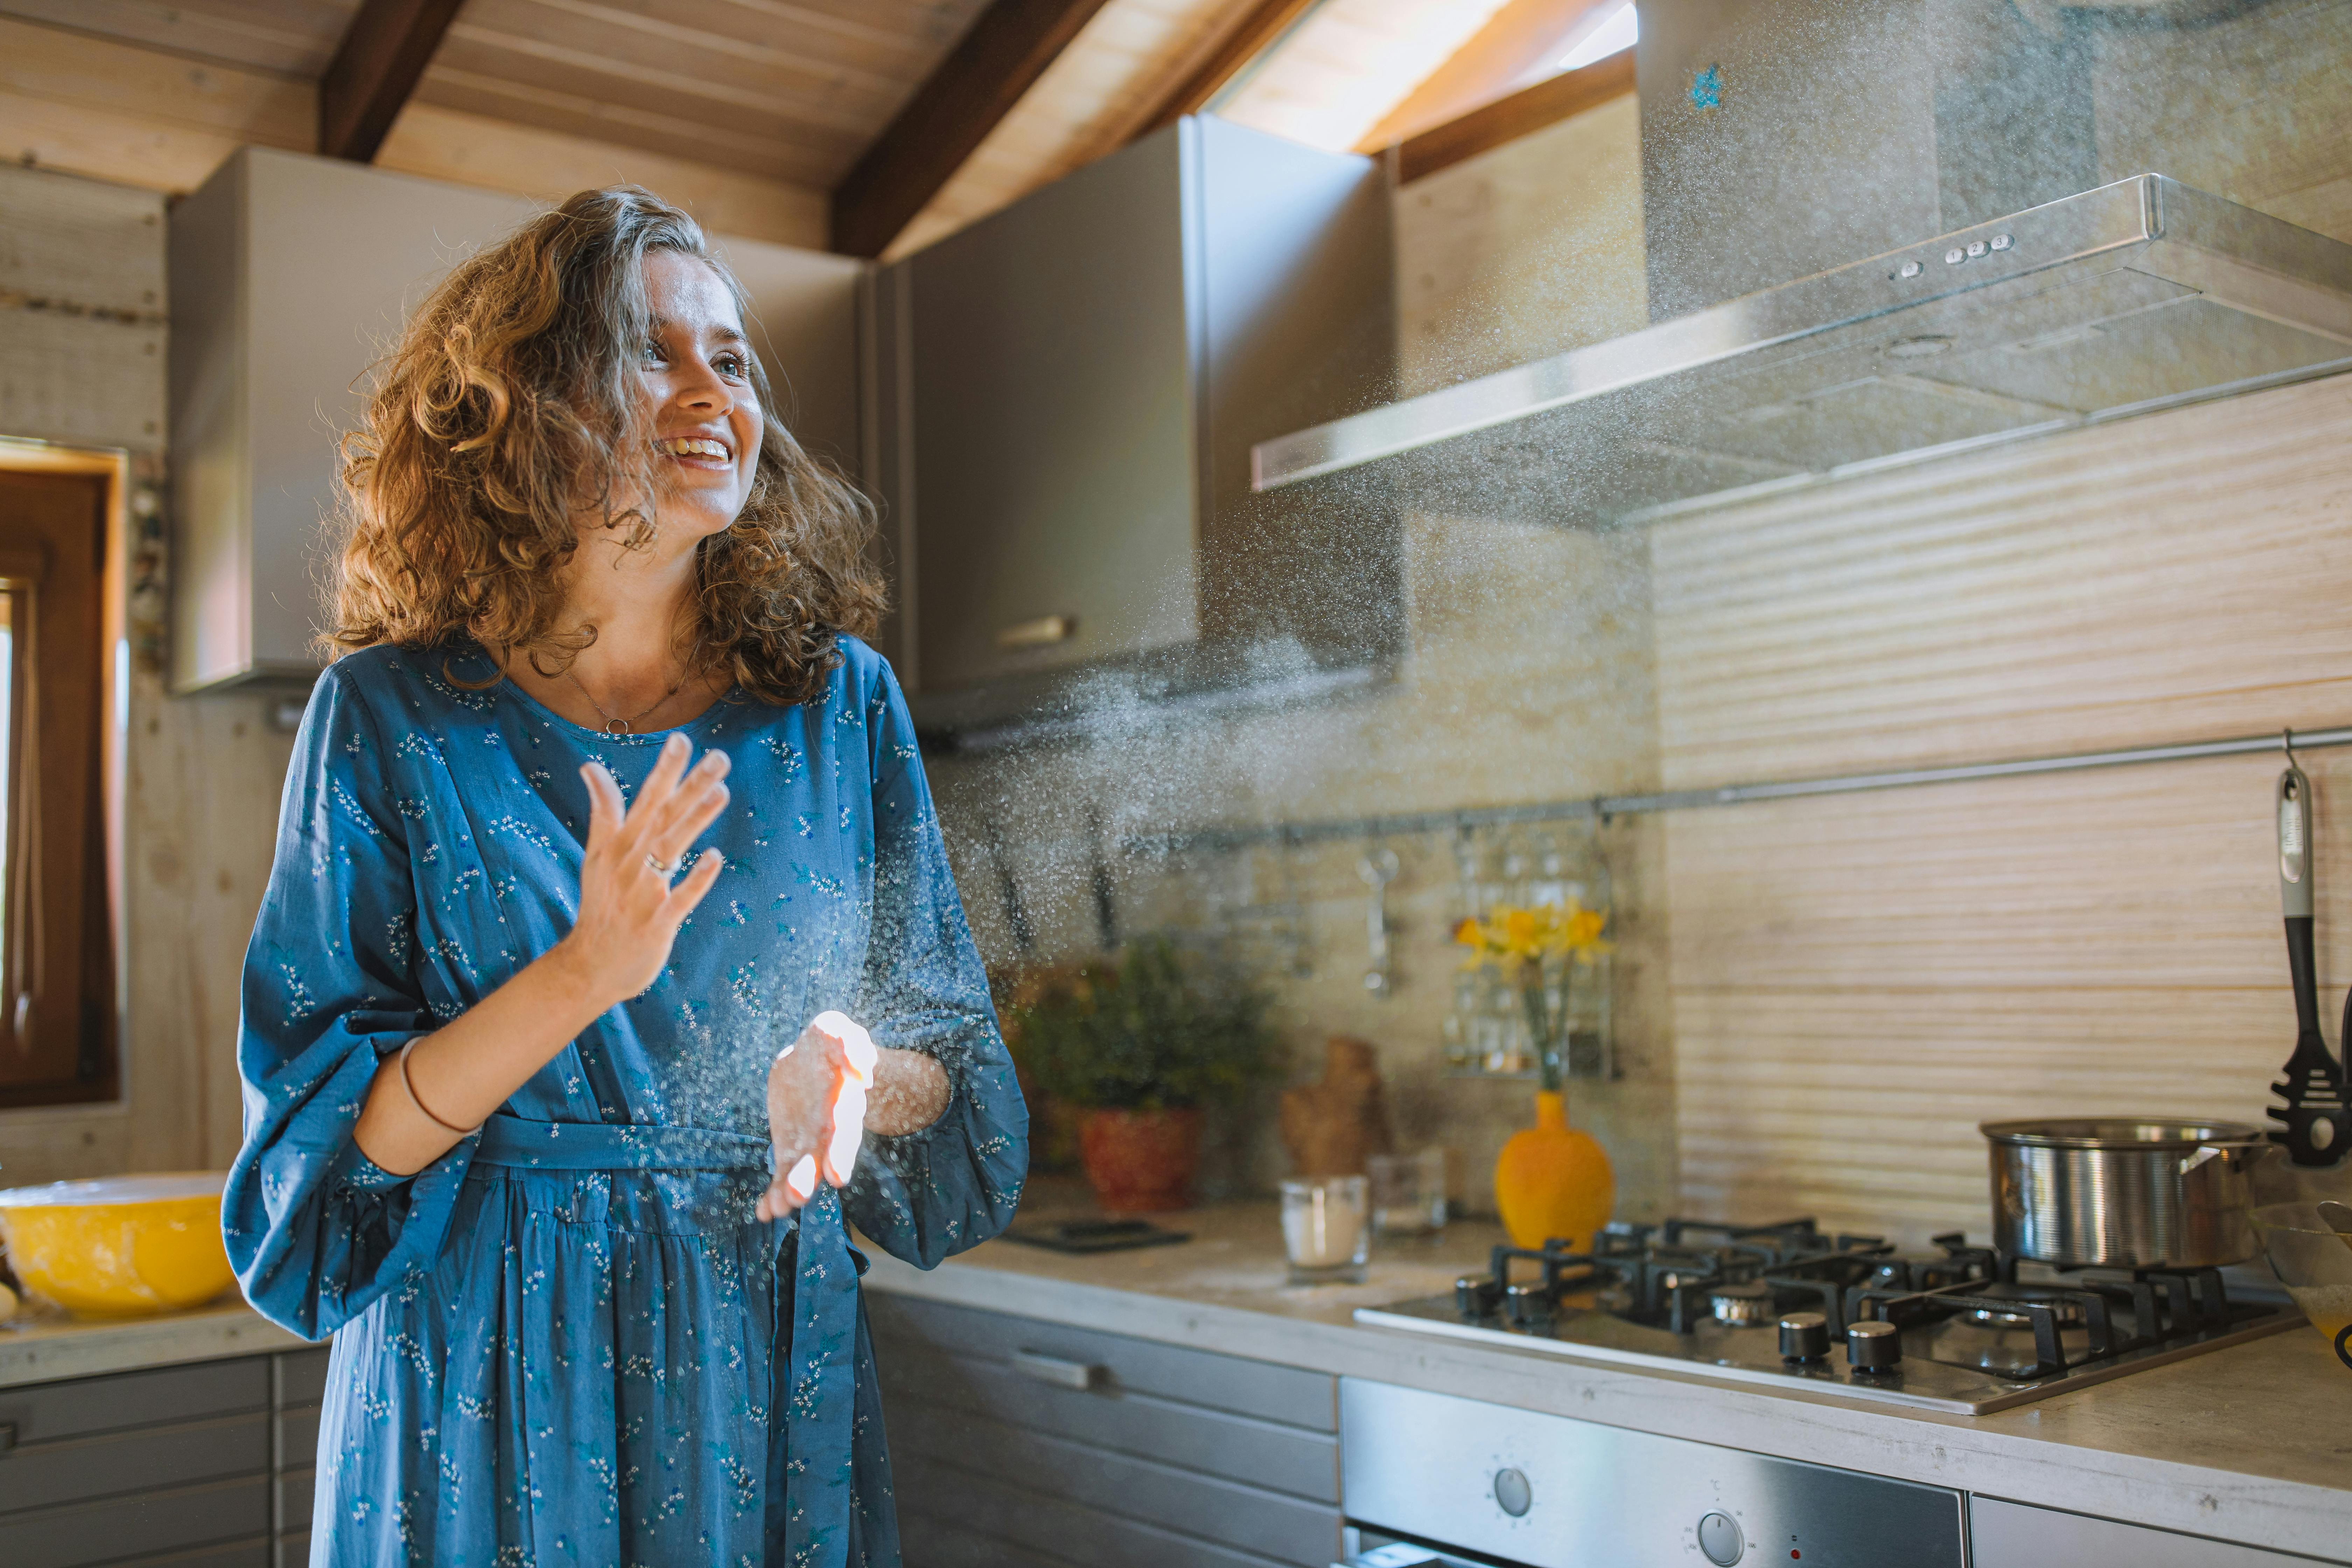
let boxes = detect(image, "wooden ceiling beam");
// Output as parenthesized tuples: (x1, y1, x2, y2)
(831, 0, 1117, 259)
(319, 0, 465, 164)
(1393, 47, 1634, 186)
(1132, 0, 1322, 141)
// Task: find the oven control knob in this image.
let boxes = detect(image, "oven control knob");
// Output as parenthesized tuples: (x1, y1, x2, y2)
(1493, 1467, 1532, 1517)
(1697, 1510, 1744, 1565)
(1847, 1318, 1902, 1371)
(1778, 1312, 1830, 1362)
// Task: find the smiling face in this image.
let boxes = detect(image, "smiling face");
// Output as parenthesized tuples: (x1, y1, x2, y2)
(637, 248, 764, 542)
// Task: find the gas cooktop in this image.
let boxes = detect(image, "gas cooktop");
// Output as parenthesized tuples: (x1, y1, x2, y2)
(1356, 1218, 2301, 1414)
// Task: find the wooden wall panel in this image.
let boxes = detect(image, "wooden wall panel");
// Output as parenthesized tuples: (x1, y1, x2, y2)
(2090, 0, 2352, 245)
(0, 164, 300, 1179)
(1391, 89, 1644, 398)
(1651, 375, 2352, 790)
(1656, 373, 2352, 1239)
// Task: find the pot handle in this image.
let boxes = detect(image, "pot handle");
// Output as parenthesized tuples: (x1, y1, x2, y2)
(2334, 1324, 2352, 1374)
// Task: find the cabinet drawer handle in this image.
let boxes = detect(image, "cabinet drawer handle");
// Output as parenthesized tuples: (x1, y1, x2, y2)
(1013, 1350, 1100, 1390)
(996, 615, 1076, 651)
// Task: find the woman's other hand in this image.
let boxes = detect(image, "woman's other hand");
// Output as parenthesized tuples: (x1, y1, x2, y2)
(759, 1011, 877, 1220)
(557, 732, 729, 1007)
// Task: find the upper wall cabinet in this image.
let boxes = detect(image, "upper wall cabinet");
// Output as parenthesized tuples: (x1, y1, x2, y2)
(167, 149, 862, 693)
(870, 116, 1396, 737)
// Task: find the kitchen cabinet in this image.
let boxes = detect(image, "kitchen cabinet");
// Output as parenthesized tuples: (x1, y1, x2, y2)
(869, 115, 1396, 736)
(0, 1344, 329, 1567)
(167, 147, 862, 694)
(867, 1293, 1343, 1568)
(1967, 1496, 2338, 1567)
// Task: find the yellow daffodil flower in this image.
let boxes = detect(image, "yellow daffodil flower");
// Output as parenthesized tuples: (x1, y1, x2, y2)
(1452, 901, 1613, 967)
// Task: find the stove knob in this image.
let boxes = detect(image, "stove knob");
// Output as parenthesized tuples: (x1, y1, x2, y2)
(1504, 1281, 1552, 1326)
(1455, 1274, 1498, 1318)
(1846, 1318, 1902, 1371)
(1778, 1312, 1830, 1362)
(1697, 1510, 1745, 1565)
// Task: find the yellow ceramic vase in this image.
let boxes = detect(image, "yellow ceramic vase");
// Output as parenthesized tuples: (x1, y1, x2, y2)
(1493, 1091, 1615, 1251)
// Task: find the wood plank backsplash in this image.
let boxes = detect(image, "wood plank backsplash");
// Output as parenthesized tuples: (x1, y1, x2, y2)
(1653, 372, 2352, 1238)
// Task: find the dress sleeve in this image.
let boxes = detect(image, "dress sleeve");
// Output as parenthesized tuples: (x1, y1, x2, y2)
(844, 662, 1029, 1267)
(222, 665, 475, 1339)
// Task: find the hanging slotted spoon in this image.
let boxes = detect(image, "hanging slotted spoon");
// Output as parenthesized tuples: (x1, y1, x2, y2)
(2267, 759, 2351, 1165)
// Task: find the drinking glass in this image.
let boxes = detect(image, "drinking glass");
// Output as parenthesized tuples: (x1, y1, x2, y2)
(1368, 1148, 1448, 1238)
(2253, 1203, 2352, 1369)
(1281, 1176, 1369, 1284)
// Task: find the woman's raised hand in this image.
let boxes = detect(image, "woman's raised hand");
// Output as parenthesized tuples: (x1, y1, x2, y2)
(559, 732, 729, 1007)
(758, 1011, 878, 1221)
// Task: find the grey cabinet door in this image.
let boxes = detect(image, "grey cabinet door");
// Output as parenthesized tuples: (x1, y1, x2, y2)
(899, 126, 1202, 693)
(0, 1344, 330, 1568)
(871, 1294, 1342, 1568)
(1968, 1497, 2336, 1566)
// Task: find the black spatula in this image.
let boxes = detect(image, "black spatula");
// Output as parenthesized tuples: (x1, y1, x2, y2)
(2267, 761, 2350, 1165)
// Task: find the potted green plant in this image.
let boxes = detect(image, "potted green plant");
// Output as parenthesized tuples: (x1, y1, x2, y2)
(1005, 938, 1276, 1212)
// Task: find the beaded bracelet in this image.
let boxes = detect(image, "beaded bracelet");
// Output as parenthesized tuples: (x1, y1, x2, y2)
(399, 1037, 483, 1137)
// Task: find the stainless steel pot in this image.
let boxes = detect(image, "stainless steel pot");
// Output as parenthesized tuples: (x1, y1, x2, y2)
(1981, 1118, 2268, 1268)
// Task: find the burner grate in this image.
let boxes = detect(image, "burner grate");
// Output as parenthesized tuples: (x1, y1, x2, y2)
(1393, 1213, 2300, 1414)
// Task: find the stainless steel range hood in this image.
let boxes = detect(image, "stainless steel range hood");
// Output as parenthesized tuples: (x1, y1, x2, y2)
(1251, 173, 2352, 525)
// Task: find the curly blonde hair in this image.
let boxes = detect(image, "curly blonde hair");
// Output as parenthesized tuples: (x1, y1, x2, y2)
(327, 185, 885, 705)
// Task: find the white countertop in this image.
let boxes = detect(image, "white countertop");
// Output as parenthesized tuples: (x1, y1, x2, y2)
(859, 1200, 2352, 1564)
(0, 1298, 311, 1388)
(13, 1203, 2347, 1560)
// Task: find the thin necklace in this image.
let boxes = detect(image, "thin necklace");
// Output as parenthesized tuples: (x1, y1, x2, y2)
(566, 666, 684, 735)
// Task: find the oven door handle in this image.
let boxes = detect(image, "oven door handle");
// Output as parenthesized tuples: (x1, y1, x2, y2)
(1335, 1545, 1484, 1568)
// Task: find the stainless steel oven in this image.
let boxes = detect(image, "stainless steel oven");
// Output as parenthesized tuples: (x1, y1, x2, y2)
(1333, 1380, 1966, 1568)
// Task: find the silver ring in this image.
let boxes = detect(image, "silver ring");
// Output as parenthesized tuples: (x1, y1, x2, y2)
(646, 852, 681, 877)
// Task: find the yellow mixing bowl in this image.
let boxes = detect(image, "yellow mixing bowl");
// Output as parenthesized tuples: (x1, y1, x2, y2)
(0, 1172, 236, 1316)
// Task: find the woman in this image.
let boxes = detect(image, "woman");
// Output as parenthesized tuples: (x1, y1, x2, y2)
(224, 187, 1026, 1566)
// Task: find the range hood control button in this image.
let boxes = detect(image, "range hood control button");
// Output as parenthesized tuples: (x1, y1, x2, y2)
(1898, 260, 1923, 279)
(1966, 239, 1990, 259)
(1990, 233, 2014, 251)
(1944, 246, 1966, 265)
(1493, 1467, 1532, 1517)
(1698, 1511, 1744, 1565)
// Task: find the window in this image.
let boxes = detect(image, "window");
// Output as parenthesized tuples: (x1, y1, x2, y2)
(1206, 0, 1638, 158)
(0, 465, 117, 1106)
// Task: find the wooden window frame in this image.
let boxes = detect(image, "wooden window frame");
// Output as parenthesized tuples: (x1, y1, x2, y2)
(0, 441, 129, 1110)
(1391, 48, 1637, 186)
(1126, 2, 1636, 187)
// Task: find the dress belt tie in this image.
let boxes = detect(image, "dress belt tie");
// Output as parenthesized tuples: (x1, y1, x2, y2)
(467, 1113, 856, 1557)
(469, 1113, 772, 1172)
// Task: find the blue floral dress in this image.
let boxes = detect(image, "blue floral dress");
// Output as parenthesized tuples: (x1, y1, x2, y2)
(224, 635, 1026, 1567)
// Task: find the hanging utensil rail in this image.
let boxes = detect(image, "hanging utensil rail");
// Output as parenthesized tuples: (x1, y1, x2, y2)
(1128, 721, 2352, 856)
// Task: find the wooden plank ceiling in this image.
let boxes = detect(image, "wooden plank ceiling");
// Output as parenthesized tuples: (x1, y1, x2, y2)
(0, 0, 1630, 255)
(0, 0, 994, 188)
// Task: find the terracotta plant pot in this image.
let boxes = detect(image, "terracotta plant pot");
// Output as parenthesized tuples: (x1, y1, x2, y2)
(1078, 1107, 1204, 1212)
(1493, 1090, 1615, 1250)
